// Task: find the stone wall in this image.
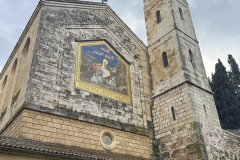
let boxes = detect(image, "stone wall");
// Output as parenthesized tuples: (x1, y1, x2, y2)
(144, 0, 210, 98)
(228, 129, 240, 136)
(1, 111, 23, 138)
(207, 130, 240, 159)
(142, 0, 239, 159)
(151, 81, 240, 159)
(0, 6, 42, 130)
(0, 1, 154, 159)
(26, 2, 152, 134)
(2, 109, 152, 159)
(152, 83, 223, 159)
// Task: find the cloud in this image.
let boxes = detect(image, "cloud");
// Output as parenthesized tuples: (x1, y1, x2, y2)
(0, 0, 39, 73)
(0, 0, 239, 78)
(190, 0, 240, 76)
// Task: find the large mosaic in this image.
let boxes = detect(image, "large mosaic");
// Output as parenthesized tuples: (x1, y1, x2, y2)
(75, 40, 131, 104)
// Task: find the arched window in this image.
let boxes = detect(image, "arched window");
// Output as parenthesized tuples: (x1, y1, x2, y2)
(0, 76, 8, 112)
(13, 37, 31, 97)
(203, 105, 208, 118)
(179, 8, 183, 20)
(11, 59, 18, 74)
(189, 49, 194, 66)
(162, 52, 169, 68)
(171, 107, 176, 121)
(10, 59, 19, 107)
(156, 11, 161, 24)
(22, 38, 30, 57)
(1, 76, 8, 91)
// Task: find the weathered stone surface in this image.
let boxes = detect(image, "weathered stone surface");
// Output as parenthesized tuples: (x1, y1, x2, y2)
(228, 129, 240, 136)
(144, 0, 240, 159)
(0, 0, 239, 159)
(2, 109, 152, 159)
(25, 4, 151, 132)
(0, 5, 42, 129)
(207, 130, 240, 159)
(0, 1, 153, 158)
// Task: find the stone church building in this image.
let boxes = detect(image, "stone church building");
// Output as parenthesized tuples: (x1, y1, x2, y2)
(0, 0, 239, 159)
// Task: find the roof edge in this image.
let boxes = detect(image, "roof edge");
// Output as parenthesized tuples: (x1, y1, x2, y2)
(0, 1, 43, 80)
(0, 136, 151, 160)
(105, 6, 148, 52)
(42, 0, 148, 52)
(0, 0, 148, 80)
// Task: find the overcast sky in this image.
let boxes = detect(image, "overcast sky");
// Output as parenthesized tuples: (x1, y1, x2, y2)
(0, 0, 239, 77)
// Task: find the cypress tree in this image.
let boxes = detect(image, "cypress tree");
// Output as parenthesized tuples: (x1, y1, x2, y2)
(211, 59, 240, 129)
(227, 54, 240, 100)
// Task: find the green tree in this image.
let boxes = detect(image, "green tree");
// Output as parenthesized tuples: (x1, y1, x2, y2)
(210, 59, 240, 129)
(228, 54, 240, 100)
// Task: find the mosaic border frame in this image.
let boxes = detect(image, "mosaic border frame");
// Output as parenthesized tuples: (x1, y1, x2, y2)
(75, 40, 132, 104)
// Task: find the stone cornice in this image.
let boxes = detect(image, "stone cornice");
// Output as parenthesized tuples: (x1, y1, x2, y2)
(152, 80, 214, 99)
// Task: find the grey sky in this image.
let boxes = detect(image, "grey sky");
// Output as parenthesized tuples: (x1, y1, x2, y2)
(0, 0, 239, 77)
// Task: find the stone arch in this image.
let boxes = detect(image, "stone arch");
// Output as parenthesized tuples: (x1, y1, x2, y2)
(6, 58, 19, 109)
(22, 37, 30, 57)
(11, 59, 18, 74)
(0, 76, 8, 113)
(12, 37, 31, 102)
(1, 76, 8, 91)
(2, 58, 20, 112)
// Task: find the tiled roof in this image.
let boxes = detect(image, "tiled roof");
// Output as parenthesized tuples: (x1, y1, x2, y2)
(0, 136, 150, 160)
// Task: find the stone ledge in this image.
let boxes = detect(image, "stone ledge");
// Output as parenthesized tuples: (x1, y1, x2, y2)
(25, 103, 149, 136)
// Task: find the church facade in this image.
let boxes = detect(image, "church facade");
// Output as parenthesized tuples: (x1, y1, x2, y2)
(0, 0, 239, 159)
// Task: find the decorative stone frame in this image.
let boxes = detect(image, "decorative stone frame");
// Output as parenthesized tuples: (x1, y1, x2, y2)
(100, 130, 116, 150)
(75, 40, 132, 105)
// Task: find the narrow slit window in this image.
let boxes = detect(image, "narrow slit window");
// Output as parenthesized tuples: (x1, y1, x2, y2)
(189, 49, 194, 65)
(156, 11, 161, 24)
(171, 107, 176, 121)
(162, 52, 169, 68)
(179, 8, 183, 20)
(203, 105, 208, 118)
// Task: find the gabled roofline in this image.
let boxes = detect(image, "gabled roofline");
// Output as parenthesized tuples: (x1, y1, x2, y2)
(106, 5, 148, 51)
(0, 0, 148, 80)
(42, 0, 147, 51)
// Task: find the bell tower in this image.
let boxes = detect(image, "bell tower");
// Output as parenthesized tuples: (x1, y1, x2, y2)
(144, 0, 221, 159)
